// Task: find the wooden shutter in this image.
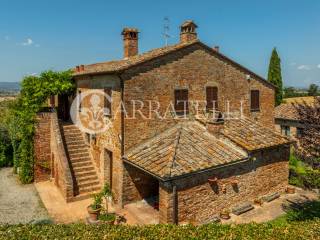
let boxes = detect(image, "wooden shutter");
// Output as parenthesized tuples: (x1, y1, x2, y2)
(104, 88, 112, 116)
(206, 86, 218, 111)
(174, 89, 189, 114)
(250, 90, 260, 111)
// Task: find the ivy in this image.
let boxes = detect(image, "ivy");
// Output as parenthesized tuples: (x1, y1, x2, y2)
(6, 70, 74, 183)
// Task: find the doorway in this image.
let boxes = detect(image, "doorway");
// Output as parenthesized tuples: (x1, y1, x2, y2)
(104, 149, 113, 190)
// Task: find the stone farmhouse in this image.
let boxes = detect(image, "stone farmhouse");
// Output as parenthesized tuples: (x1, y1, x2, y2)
(34, 20, 293, 224)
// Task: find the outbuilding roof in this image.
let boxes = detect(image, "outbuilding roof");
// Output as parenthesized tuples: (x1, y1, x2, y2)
(124, 121, 248, 180)
(223, 118, 292, 151)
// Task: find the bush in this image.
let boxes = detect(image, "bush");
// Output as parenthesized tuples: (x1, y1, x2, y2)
(289, 153, 320, 189)
(0, 220, 320, 240)
(5, 70, 74, 183)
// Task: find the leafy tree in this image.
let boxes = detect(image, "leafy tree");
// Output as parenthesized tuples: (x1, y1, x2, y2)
(296, 97, 320, 169)
(6, 70, 74, 183)
(268, 48, 283, 106)
(308, 84, 319, 96)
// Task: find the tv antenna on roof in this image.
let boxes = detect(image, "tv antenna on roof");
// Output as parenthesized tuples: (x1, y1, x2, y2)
(163, 17, 171, 46)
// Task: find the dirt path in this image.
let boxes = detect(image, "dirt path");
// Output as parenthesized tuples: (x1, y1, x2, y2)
(0, 168, 50, 224)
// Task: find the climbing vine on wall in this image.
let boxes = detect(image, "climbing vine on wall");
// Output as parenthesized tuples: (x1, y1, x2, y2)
(6, 70, 74, 183)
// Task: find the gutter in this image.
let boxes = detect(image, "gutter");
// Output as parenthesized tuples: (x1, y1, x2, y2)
(118, 73, 125, 157)
(122, 156, 250, 182)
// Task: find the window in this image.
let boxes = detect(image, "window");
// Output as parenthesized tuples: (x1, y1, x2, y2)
(250, 90, 260, 112)
(78, 90, 82, 112)
(104, 88, 112, 116)
(174, 89, 189, 115)
(85, 132, 91, 145)
(296, 127, 304, 138)
(206, 86, 218, 111)
(281, 125, 290, 137)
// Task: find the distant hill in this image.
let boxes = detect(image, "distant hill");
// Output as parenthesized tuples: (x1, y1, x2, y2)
(0, 82, 20, 91)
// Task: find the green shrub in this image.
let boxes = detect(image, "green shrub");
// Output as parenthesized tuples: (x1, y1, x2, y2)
(0, 220, 320, 240)
(5, 70, 74, 183)
(289, 153, 320, 189)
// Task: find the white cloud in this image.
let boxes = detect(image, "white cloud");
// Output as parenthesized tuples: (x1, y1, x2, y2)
(297, 65, 311, 70)
(317, 64, 320, 69)
(21, 38, 33, 46)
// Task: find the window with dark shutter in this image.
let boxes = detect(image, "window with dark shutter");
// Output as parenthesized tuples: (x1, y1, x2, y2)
(206, 86, 218, 111)
(78, 90, 82, 112)
(250, 90, 260, 111)
(174, 89, 189, 115)
(104, 88, 112, 116)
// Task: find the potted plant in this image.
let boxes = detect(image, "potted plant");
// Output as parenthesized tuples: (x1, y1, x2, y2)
(254, 198, 263, 206)
(286, 186, 295, 194)
(87, 193, 103, 221)
(100, 183, 117, 225)
(220, 208, 230, 220)
(98, 211, 116, 225)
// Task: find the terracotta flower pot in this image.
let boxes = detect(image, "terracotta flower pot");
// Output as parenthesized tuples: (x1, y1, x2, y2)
(220, 211, 230, 220)
(286, 186, 295, 194)
(87, 206, 102, 221)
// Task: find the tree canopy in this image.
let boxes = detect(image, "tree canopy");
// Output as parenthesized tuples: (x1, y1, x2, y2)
(5, 70, 74, 183)
(267, 48, 283, 106)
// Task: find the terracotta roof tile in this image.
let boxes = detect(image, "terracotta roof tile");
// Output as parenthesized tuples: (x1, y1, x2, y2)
(124, 121, 248, 180)
(223, 117, 292, 151)
(73, 40, 198, 76)
(275, 98, 315, 121)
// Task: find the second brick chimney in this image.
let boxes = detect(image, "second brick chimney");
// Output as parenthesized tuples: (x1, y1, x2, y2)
(122, 28, 139, 58)
(180, 20, 198, 43)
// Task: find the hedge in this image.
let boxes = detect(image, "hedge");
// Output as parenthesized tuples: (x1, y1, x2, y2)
(1, 220, 320, 240)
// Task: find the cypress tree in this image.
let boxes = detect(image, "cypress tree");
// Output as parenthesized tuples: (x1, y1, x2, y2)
(267, 48, 283, 106)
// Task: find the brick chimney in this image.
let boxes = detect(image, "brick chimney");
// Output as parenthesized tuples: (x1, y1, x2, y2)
(122, 28, 139, 58)
(180, 20, 198, 43)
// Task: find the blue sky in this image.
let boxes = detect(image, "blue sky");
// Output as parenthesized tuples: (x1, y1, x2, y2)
(0, 0, 319, 87)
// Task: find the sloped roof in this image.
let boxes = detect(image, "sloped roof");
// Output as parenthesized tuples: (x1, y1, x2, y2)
(275, 103, 300, 121)
(275, 97, 315, 121)
(223, 118, 292, 151)
(124, 121, 248, 180)
(73, 40, 198, 76)
(72, 40, 275, 89)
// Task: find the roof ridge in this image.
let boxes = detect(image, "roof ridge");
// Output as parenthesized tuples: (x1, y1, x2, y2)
(168, 125, 183, 177)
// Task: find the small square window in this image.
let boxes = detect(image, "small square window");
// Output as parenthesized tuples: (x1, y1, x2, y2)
(281, 125, 290, 137)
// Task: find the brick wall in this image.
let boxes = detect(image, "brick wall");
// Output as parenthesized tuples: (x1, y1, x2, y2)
(122, 163, 159, 205)
(168, 145, 290, 224)
(124, 44, 275, 150)
(34, 112, 52, 182)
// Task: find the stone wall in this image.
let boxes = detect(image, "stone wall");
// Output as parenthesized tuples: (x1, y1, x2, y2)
(75, 75, 123, 206)
(34, 112, 52, 182)
(50, 112, 74, 202)
(164, 145, 290, 224)
(124, 44, 275, 150)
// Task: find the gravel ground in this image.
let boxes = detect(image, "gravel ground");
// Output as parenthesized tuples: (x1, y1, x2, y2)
(0, 168, 50, 224)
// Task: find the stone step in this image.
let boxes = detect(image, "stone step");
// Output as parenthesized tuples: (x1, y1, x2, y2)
(69, 152, 90, 158)
(72, 161, 93, 168)
(70, 156, 92, 163)
(70, 191, 100, 202)
(77, 179, 100, 189)
(78, 185, 101, 194)
(76, 175, 99, 182)
(72, 165, 95, 173)
(64, 135, 83, 141)
(74, 170, 98, 178)
(65, 143, 87, 148)
(68, 148, 89, 154)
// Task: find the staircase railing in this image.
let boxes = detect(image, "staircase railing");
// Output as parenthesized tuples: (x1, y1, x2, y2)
(51, 111, 74, 202)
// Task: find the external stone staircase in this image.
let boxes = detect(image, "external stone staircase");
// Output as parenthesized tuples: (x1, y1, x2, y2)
(61, 123, 101, 200)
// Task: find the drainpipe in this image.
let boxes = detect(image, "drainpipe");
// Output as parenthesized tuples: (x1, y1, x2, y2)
(118, 74, 125, 157)
(172, 184, 178, 224)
